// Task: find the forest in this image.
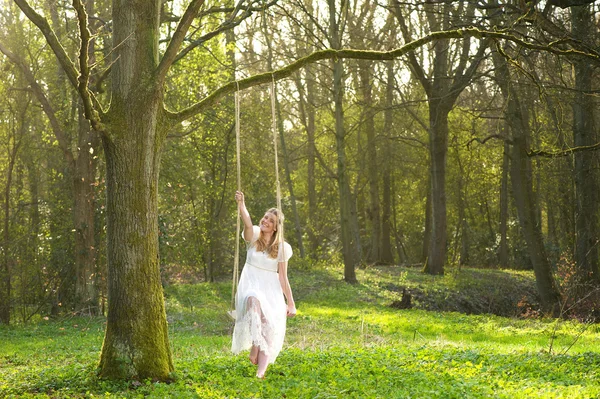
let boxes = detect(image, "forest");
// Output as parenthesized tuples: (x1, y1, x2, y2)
(0, 0, 599, 397)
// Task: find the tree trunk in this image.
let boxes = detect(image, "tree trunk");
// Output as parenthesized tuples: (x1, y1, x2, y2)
(304, 1, 318, 259)
(492, 50, 561, 314)
(380, 60, 395, 264)
(424, 100, 450, 275)
(572, 4, 599, 285)
(99, 112, 172, 379)
(73, 107, 99, 313)
(508, 104, 561, 314)
(335, 60, 358, 283)
(260, 16, 305, 258)
(305, 74, 318, 257)
(394, 1, 486, 274)
(455, 147, 469, 266)
(421, 182, 432, 264)
(359, 61, 381, 264)
(98, 0, 173, 380)
(328, 0, 358, 282)
(0, 138, 18, 326)
(0, 69, 27, 324)
(499, 140, 510, 268)
(275, 95, 305, 258)
(293, 73, 319, 258)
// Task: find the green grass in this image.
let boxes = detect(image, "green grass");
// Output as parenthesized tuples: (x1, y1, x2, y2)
(1, 265, 599, 398)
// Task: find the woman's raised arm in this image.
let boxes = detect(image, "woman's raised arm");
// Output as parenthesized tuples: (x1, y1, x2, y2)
(235, 191, 253, 242)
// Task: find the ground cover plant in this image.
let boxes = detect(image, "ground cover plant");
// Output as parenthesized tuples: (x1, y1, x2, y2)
(1, 265, 599, 398)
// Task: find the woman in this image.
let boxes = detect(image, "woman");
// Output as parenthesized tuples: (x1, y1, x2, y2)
(231, 191, 297, 378)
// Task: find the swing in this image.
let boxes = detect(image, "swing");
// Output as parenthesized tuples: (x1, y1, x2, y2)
(228, 77, 285, 321)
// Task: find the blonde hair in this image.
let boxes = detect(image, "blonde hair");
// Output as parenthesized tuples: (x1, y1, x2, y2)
(255, 208, 285, 259)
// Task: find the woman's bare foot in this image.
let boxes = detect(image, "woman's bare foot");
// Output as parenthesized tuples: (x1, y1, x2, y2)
(249, 345, 259, 365)
(256, 350, 269, 378)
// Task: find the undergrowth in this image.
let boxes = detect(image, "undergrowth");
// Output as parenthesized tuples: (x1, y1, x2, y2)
(1, 265, 599, 398)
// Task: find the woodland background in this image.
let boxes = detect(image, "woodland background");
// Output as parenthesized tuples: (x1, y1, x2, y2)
(0, 0, 599, 387)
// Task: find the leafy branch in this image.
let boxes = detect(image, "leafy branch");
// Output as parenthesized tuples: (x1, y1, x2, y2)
(167, 26, 600, 125)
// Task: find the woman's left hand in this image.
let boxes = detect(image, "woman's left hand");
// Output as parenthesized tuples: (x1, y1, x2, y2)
(286, 304, 297, 318)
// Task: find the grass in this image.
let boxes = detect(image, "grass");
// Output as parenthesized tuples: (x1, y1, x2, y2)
(1, 265, 599, 398)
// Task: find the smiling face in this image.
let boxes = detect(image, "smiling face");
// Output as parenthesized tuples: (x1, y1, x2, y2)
(259, 211, 277, 235)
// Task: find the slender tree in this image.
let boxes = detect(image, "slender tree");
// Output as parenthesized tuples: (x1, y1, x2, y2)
(571, 4, 599, 287)
(393, 0, 489, 274)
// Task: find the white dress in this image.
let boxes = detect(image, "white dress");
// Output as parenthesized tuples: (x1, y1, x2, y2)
(231, 226, 293, 364)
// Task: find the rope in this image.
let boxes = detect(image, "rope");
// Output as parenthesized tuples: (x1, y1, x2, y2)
(231, 82, 242, 315)
(230, 77, 284, 318)
(270, 76, 285, 261)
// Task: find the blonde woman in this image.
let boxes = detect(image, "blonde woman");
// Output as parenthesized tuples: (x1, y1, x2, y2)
(231, 191, 296, 378)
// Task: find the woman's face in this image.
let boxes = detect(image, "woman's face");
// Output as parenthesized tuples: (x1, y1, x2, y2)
(260, 212, 277, 235)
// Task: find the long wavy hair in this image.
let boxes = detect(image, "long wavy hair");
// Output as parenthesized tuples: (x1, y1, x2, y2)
(254, 208, 285, 259)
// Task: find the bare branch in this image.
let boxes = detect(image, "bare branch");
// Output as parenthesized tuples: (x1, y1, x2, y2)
(314, 147, 337, 179)
(0, 40, 74, 165)
(173, 0, 278, 65)
(72, 0, 101, 130)
(15, 0, 105, 131)
(392, 4, 432, 96)
(167, 27, 600, 126)
(13, 0, 79, 89)
(157, 0, 206, 84)
(528, 142, 600, 158)
(466, 134, 512, 149)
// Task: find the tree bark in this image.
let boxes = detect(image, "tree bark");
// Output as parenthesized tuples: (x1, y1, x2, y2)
(73, 107, 99, 313)
(0, 68, 27, 324)
(98, 0, 173, 380)
(421, 182, 432, 264)
(394, 1, 487, 275)
(304, 1, 319, 258)
(492, 49, 561, 314)
(571, 4, 599, 286)
(380, 60, 395, 264)
(456, 152, 469, 266)
(295, 73, 319, 257)
(328, 0, 359, 282)
(359, 61, 381, 264)
(424, 100, 450, 274)
(499, 140, 510, 268)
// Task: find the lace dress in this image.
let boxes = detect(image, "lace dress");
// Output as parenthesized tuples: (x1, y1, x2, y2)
(231, 226, 293, 364)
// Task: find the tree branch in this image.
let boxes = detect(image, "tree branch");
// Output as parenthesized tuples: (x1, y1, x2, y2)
(528, 142, 600, 158)
(0, 40, 74, 165)
(173, 0, 278, 65)
(466, 134, 512, 149)
(14, 0, 105, 131)
(13, 0, 79, 89)
(157, 0, 206, 84)
(167, 27, 600, 125)
(72, 0, 101, 130)
(314, 146, 337, 179)
(393, 2, 432, 96)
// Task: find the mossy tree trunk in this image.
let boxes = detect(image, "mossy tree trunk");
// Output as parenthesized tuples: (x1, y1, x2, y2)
(97, 0, 173, 380)
(99, 106, 172, 379)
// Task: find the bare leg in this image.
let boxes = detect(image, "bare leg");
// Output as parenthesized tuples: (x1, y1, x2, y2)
(256, 350, 269, 378)
(249, 344, 259, 365)
(246, 296, 262, 366)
